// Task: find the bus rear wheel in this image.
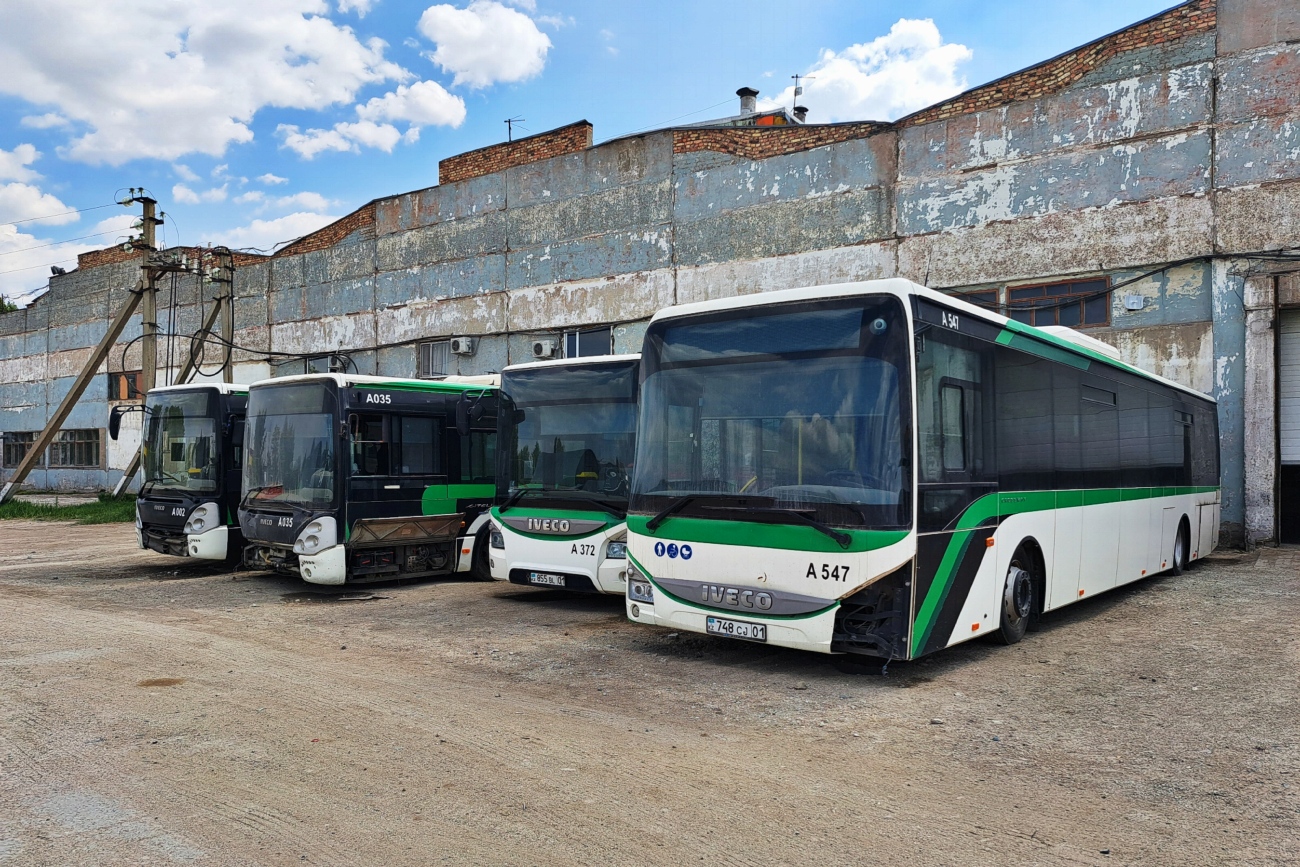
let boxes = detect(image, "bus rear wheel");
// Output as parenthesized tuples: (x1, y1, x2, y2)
(1170, 520, 1190, 576)
(997, 549, 1036, 645)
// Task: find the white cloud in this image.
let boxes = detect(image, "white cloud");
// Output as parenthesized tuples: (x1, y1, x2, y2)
(337, 0, 375, 15)
(357, 80, 466, 126)
(418, 1, 551, 88)
(273, 192, 334, 211)
(19, 113, 69, 130)
(760, 19, 971, 123)
(209, 211, 342, 252)
(172, 183, 228, 204)
(257, 173, 289, 185)
(502, 0, 535, 10)
(235, 191, 265, 204)
(0, 145, 42, 184)
(0, 214, 136, 306)
(0, 0, 408, 165)
(0, 183, 74, 226)
(277, 124, 355, 159)
(173, 164, 202, 183)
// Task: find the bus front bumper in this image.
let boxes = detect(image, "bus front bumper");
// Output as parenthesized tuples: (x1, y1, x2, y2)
(187, 526, 229, 560)
(625, 594, 839, 654)
(299, 545, 347, 585)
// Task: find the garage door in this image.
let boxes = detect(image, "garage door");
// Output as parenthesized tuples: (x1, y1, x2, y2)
(1281, 311, 1300, 544)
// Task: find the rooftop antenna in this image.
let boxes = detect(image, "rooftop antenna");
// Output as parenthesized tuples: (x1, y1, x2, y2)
(505, 116, 526, 142)
(791, 74, 815, 108)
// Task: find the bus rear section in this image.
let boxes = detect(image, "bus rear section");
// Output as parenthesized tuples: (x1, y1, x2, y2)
(625, 279, 1220, 663)
(111, 383, 248, 561)
(489, 355, 638, 594)
(239, 374, 502, 585)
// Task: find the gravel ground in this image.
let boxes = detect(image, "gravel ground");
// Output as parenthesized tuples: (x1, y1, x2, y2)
(1, 521, 1296, 866)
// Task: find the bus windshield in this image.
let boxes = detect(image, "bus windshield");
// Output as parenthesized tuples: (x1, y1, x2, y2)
(242, 382, 337, 508)
(630, 296, 912, 529)
(503, 360, 638, 509)
(143, 390, 219, 494)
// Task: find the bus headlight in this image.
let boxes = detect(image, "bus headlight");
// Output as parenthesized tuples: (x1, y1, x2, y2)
(627, 562, 654, 604)
(606, 541, 627, 559)
(183, 502, 220, 535)
(490, 527, 505, 549)
(293, 517, 337, 555)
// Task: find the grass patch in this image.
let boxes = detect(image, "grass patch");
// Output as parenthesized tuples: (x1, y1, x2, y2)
(0, 493, 137, 524)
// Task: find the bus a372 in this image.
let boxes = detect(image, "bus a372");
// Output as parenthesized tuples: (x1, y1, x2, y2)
(110, 382, 248, 561)
(488, 354, 639, 594)
(624, 279, 1219, 662)
(239, 373, 501, 585)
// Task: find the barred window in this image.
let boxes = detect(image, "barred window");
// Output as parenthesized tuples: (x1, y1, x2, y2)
(47, 429, 101, 468)
(418, 341, 451, 378)
(108, 370, 144, 402)
(1007, 279, 1110, 328)
(2, 431, 41, 468)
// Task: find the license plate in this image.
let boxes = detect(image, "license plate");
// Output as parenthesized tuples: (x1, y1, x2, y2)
(705, 616, 767, 642)
(528, 572, 566, 587)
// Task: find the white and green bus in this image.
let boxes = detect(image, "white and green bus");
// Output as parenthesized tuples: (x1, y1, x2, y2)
(624, 279, 1219, 662)
(489, 355, 639, 594)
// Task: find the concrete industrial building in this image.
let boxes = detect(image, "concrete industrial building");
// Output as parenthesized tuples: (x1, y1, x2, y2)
(2, 0, 1299, 546)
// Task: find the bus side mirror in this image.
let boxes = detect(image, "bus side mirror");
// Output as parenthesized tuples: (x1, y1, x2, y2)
(226, 414, 245, 447)
(455, 398, 471, 437)
(108, 406, 125, 440)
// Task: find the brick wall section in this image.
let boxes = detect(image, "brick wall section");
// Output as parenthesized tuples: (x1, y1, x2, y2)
(77, 245, 141, 270)
(901, 0, 1217, 127)
(672, 121, 890, 159)
(273, 205, 376, 258)
(438, 121, 593, 184)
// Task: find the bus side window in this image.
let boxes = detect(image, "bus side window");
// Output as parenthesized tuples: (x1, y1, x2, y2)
(460, 429, 494, 483)
(351, 414, 389, 475)
(397, 416, 441, 475)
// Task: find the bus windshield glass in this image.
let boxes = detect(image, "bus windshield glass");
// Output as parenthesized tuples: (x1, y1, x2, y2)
(242, 382, 337, 508)
(630, 296, 911, 529)
(143, 390, 218, 494)
(503, 360, 638, 509)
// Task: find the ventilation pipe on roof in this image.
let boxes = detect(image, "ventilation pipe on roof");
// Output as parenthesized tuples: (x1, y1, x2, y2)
(737, 87, 759, 114)
(793, 105, 808, 123)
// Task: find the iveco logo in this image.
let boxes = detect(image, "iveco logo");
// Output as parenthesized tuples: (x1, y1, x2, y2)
(700, 584, 773, 611)
(527, 518, 570, 533)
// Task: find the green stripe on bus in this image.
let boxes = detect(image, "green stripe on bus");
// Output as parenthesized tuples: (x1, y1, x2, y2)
(490, 506, 615, 539)
(626, 515, 908, 554)
(910, 485, 1219, 656)
(629, 552, 838, 621)
(422, 483, 496, 515)
(349, 381, 494, 394)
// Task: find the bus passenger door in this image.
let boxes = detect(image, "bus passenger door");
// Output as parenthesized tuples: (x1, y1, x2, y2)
(914, 326, 998, 652)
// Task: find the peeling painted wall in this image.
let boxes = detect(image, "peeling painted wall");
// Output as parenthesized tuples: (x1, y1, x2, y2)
(4, 8, 1300, 547)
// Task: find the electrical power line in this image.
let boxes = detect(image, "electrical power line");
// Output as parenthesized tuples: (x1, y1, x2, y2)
(0, 227, 132, 258)
(6, 202, 119, 226)
(609, 97, 737, 139)
(0, 256, 81, 277)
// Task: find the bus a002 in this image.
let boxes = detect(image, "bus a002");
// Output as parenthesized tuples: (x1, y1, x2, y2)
(624, 279, 1220, 662)
(489, 354, 639, 594)
(110, 383, 248, 561)
(239, 373, 501, 585)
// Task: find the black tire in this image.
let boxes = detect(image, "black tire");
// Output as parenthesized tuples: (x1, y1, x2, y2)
(1170, 520, 1190, 576)
(470, 528, 493, 581)
(996, 547, 1036, 645)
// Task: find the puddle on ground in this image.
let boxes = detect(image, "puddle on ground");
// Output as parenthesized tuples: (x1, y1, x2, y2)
(136, 677, 185, 687)
(281, 592, 391, 604)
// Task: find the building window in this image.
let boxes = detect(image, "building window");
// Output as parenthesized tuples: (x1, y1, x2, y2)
(1007, 279, 1110, 328)
(418, 341, 451, 378)
(2, 432, 42, 468)
(108, 370, 144, 402)
(957, 290, 998, 310)
(564, 326, 612, 359)
(46, 429, 102, 468)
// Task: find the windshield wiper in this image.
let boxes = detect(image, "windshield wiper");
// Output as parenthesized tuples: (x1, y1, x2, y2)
(645, 494, 701, 532)
(497, 488, 538, 514)
(749, 507, 852, 549)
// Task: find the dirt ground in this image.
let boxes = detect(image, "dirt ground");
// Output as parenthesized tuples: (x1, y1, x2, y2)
(0, 521, 1296, 866)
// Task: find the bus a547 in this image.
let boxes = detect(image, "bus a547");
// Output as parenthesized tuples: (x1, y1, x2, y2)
(624, 279, 1219, 662)
(489, 354, 638, 594)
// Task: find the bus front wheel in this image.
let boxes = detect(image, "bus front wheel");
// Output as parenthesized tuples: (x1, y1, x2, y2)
(471, 528, 493, 581)
(1170, 519, 1190, 576)
(997, 549, 1035, 645)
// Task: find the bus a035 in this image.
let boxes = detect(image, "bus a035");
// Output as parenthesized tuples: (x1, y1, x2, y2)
(624, 279, 1219, 662)
(110, 382, 248, 561)
(239, 373, 501, 585)
(489, 355, 639, 594)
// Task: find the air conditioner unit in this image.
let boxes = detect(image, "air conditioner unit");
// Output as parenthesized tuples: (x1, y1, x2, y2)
(449, 336, 476, 356)
(532, 339, 557, 359)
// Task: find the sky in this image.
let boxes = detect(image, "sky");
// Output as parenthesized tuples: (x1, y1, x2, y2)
(0, 0, 1183, 306)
